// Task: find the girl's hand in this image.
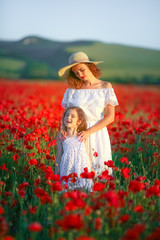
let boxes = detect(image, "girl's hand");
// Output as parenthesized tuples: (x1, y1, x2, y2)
(57, 130, 67, 142)
(77, 130, 90, 142)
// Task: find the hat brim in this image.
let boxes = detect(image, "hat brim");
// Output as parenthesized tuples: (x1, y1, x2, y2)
(58, 61, 103, 78)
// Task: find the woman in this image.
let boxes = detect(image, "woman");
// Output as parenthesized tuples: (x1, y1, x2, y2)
(58, 52, 119, 176)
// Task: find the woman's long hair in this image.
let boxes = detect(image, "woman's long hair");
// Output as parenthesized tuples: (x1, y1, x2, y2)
(67, 63, 102, 89)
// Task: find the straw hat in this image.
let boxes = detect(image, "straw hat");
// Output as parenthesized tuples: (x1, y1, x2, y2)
(58, 52, 103, 78)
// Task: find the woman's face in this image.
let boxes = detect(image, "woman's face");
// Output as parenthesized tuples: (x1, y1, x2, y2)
(72, 63, 93, 81)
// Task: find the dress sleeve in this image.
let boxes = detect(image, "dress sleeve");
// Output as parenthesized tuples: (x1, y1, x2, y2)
(61, 88, 69, 109)
(105, 88, 119, 106)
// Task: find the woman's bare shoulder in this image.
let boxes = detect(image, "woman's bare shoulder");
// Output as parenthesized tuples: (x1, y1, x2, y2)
(102, 81, 112, 89)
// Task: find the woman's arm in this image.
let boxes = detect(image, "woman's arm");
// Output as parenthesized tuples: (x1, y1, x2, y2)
(78, 104, 115, 142)
(54, 139, 63, 175)
(84, 139, 94, 172)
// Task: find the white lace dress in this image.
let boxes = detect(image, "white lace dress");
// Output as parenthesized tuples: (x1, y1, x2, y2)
(61, 88, 119, 176)
(60, 136, 93, 191)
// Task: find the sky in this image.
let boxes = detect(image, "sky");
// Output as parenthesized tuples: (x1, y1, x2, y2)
(0, 0, 160, 50)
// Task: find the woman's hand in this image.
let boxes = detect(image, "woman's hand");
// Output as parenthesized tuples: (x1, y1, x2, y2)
(57, 130, 67, 142)
(77, 130, 90, 142)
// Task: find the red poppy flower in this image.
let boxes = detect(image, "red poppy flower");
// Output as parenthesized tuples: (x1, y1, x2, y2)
(146, 185, 160, 197)
(121, 229, 139, 240)
(85, 206, 92, 216)
(93, 151, 98, 157)
(18, 190, 26, 198)
(146, 226, 160, 240)
(119, 214, 130, 223)
(133, 223, 145, 234)
(0, 216, 9, 236)
(153, 152, 158, 157)
(102, 190, 119, 208)
(68, 172, 78, 178)
(12, 154, 19, 163)
(122, 223, 145, 240)
(47, 174, 60, 181)
(0, 206, 4, 214)
(26, 152, 35, 157)
(101, 169, 109, 180)
(6, 143, 14, 152)
(25, 145, 33, 150)
(80, 168, 95, 179)
(18, 182, 29, 190)
(4, 192, 12, 197)
(120, 157, 129, 165)
(28, 222, 43, 232)
(135, 176, 146, 181)
(0, 164, 8, 171)
(40, 195, 52, 205)
(28, 159, 38, 165)
(47, 139, 57, 148)
(75, 236, 96, 240)
(134, 205, 144, 214)
(34, 178, 41, 186)
(51, 181, 62, 192)
(121, 167, 131, 180)
(56, 213, 84, 230)
(34, 187, 47, 198)
(104, 160, 115, 168)
(93, 182, 105, 192)
(94, 217, 102, 230)
(65, 198, 86, 211)
(61, 176, 69, 182)
(129, 180, 145, 193)
(1, 236, 15, 240)
(155, 180, 160, 188)
(29, 206, 37, 214)
(11, 200, 18, 209)
(138, 147, 143, 152)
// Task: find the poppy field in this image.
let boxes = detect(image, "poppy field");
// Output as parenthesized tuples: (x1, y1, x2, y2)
(0, 79, 160, 240)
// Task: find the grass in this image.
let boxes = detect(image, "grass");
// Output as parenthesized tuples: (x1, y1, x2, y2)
(0, 57, 26, 71)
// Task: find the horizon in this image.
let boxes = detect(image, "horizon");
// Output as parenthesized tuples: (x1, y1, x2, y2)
(0, 34, 160, 52)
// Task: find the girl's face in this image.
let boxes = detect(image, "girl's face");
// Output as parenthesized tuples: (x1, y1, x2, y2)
(64, 109, 81, 129)
(72, 63, 93, 81)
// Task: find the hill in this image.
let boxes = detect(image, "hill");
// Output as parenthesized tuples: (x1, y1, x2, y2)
(0, 36, 160, 83)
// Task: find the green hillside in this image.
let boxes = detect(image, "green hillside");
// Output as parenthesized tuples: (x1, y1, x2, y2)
(0, 36, 93, 80)
(0, 36, 160, 83)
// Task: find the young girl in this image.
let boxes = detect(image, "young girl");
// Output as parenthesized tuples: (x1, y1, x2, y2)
(55, 107, 94, 191)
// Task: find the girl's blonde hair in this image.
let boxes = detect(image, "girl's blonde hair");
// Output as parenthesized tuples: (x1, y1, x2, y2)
(67, 63, 102, 89)
(62, 107, 87, 133)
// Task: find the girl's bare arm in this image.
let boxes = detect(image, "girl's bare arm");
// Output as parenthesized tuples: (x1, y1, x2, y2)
(57, 120, 67, 141)
(55, 139, 63, 175)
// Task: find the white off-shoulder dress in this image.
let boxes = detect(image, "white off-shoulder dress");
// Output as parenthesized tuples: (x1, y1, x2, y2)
(61, 88, 119, 176)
